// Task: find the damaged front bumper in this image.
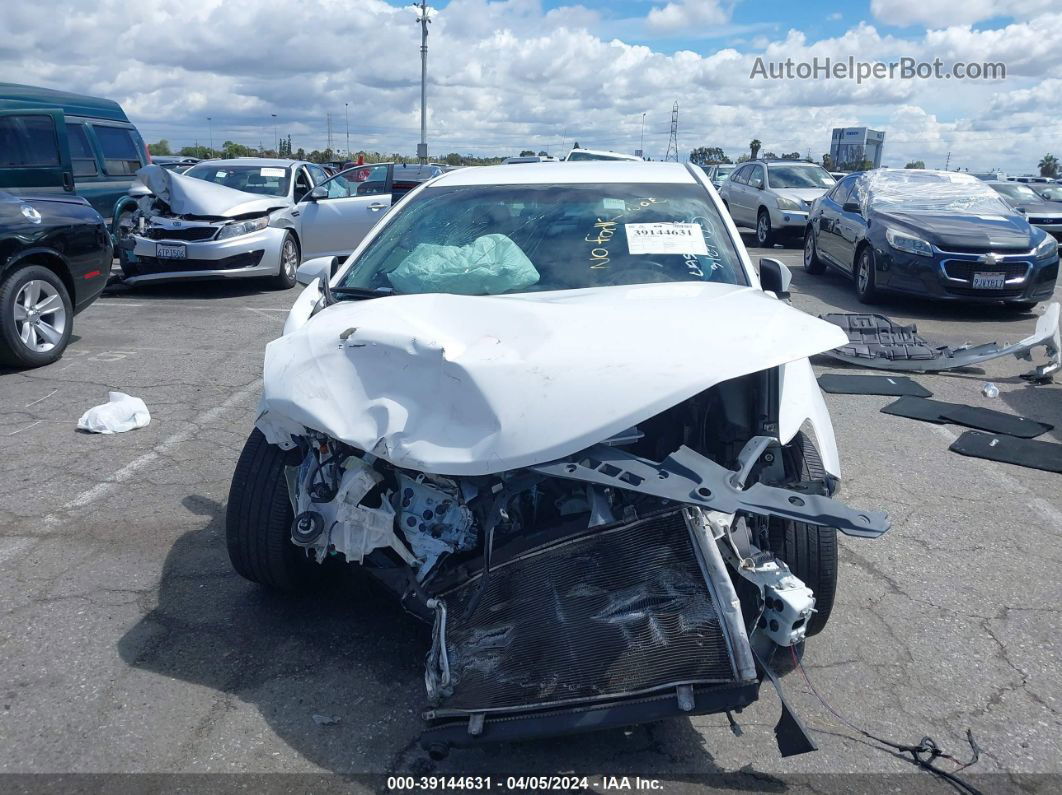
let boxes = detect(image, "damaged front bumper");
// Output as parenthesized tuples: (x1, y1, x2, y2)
(121, 224, 285, 284)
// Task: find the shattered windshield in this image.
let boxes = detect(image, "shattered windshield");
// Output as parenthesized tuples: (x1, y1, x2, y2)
(182, 164, 291, 197)
(767, 165, 835, 189)
(863, 172, 1014, 215)
(338, 183, 747, 296)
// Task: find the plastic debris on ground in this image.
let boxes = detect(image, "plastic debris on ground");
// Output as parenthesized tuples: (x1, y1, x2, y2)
(981, 382, 1000, 398)
(76, 392, 151, 434)
(312, 714, 341, 726)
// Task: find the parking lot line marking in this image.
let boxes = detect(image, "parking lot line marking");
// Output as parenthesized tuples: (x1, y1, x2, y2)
(44, 378, 263, 523)
(24, 388, 58, 408)
(930, 423, 1062, 527)
(7, 420, 42, 436)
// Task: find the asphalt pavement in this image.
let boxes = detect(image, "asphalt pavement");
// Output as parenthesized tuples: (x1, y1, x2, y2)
(1, 241, 1060, 790)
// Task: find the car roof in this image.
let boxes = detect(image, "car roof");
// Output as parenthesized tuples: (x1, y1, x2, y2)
(0, 82, 130, 122)
(431, 161, 696, 187)
(190, 158, 303, 168)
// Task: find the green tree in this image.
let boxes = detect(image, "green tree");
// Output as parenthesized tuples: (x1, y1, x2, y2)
(148, 139, 172, 156)
(735, 153, 751, 164)
(761, 151, 777, 160)
(688, 146, 729, 166)
(444, 152, 463, 166)
(519, 150, 535, 157)
(822, 153, 833, 169)
(1039, 153, 1059, 178)
(537, 150, 548, 157)
(749, 139, 761, 160)
(904, 160, 925, 169)
(781, 151, 801, 160)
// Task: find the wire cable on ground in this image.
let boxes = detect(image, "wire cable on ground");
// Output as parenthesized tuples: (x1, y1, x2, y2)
(791, 646, 982, 794)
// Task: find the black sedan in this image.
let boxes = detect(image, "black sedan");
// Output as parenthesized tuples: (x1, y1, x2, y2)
(0, 191, 112, 368)
(803, 170, 1059, 309)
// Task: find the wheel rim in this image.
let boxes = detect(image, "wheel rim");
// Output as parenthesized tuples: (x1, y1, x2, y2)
(757, 215, 768, 243)
(14, 279, 66, 353)
(282, 240, 298, 278)
(857, 255, 869, 293)
(804, 233, 814, 266)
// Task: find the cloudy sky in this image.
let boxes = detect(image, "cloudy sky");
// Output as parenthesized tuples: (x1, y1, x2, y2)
(3, 0, 1061, 172)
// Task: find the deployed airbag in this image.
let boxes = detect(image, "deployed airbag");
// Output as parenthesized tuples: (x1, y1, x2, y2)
(387, 234, 540, 295)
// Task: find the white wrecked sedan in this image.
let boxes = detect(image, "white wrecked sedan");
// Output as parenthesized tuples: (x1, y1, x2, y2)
(229, 162, 890, 755)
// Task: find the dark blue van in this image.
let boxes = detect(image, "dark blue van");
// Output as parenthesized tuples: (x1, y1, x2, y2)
(0, 83, 147, 230)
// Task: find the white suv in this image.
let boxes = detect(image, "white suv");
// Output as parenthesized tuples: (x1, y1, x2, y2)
(719, 160, 836, 246)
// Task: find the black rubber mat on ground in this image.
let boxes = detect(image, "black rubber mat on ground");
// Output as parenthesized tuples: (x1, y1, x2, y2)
(950, 431, 1062, 473)
(882, 396, 1053, 439)
(817, 374, 932, 397)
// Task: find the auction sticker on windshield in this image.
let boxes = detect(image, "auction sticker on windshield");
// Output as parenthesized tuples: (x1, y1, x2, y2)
(626, 222, 709, 256)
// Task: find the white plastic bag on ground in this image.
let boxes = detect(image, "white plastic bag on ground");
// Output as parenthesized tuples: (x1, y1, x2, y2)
(77, 392, 151, 434)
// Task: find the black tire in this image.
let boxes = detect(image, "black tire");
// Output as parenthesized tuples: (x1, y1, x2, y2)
(226, 428, 319, 591)
(855, 245, 879, 304)
(0, 264, 73, 369)
(768, 432, 838, 637)
(803, 229, 826, 274)
(269, 233, 299, 290)
(755, 209, 774, 247)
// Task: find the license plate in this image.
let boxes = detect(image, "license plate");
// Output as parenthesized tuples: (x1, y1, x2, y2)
(972, 272, 1005, 289)
(156, 243, 186, 259)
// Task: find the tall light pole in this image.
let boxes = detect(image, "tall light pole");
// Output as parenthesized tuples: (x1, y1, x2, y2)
(413, 1, 431, 164)
(345, 102, 350, 159)
(271, 113, 277, 155)
(207, 116, 213, 157)
(638, 113, 645, 158)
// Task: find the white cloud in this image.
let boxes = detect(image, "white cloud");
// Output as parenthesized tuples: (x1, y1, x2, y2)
(646, 1, 732, 33)
(869, 0, 1056, 27)
(1, 0, 1060, 172)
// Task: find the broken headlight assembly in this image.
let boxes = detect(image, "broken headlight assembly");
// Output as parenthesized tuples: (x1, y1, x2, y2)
(216, 215, 269, 240)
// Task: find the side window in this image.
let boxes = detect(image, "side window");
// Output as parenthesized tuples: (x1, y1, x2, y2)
(747, 166, 764, 189)
(0, 115, 60, 167)
(65, 123, 98, 177)
(352, 164, 389, 196)
(730, 166, 749, 185)
(92, 126, 142, 175)
(306, 164, 329, 185)
(293, 168, 313, 202)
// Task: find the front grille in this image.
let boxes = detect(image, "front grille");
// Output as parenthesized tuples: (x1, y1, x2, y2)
(130, 250, 265, 275)
(144, 226, 218, 242)
(433, 509, 737, 714)
(942, 259, 1030, 282)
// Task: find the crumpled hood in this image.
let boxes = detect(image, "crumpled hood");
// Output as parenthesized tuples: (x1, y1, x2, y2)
(135, 164, 288, 217)
(256, 281, 848, 476)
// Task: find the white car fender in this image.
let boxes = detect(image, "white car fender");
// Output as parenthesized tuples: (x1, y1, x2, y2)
(778, 357, 841, 479)
(283, 279, 323, 336)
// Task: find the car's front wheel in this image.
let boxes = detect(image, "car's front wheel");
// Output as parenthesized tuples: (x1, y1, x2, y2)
(226, 428, 320, 591)
(803, 229, 825, 274)
(855, 246, 879, 303)
(755, 209, 774, 247)
(269, 233, 299, 290)
(0, 264, 73, 369)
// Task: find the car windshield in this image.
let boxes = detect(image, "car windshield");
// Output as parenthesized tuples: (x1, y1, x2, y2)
(1037, 187, 1062, 201)
(767, 165, 835, 189)
(567, 151, 636, 161)
(183, 164, 291, 197)
(337, 182, 747, 297)
(714, 166, 734, 176)
(864, 172, 1013, 215)
(993, 183, 1043, 203)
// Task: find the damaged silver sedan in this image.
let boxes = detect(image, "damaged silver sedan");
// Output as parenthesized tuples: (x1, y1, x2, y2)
(227, 162, 890, 756)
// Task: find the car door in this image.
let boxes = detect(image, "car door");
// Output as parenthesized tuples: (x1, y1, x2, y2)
(724, 165, 750, 224)
(743, 165, 766, 226)
(0, 110, 73, 196)
(832, 178, 867, 271)
(815, 177, 854, 265)
(296, 164, 394, 259)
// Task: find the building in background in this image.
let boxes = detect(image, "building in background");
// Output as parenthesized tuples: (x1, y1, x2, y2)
(830, 127, 885, 170)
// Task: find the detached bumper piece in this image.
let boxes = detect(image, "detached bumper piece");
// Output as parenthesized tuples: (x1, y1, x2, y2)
(421, 509, 758, 747)
(821, 302, 1061, 381)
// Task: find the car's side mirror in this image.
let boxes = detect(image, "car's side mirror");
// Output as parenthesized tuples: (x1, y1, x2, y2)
(759, 257, 792, 299)
(842, 201, 862, 214)
(303, 186, 327, 203)
(295, 256, 339, 286)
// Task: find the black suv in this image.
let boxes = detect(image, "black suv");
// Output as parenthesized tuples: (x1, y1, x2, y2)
(0, 190, 111, 367)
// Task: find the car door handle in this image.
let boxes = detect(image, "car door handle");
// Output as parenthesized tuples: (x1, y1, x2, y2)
(291, 210, 300, 217)
(368, 202, 387, 211)
(62, 171, 74, 191)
